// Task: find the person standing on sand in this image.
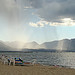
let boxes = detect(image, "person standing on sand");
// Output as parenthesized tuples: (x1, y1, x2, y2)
(1, 55, 5, 64)
(10, 58, 15, 66)
(8, 58, 10, 65)
(13, 58, 15, 66)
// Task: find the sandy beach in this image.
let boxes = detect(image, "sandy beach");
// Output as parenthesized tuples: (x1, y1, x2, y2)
(0, 62, 75, 75)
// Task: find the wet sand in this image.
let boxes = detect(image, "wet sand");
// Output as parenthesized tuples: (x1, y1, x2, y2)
(0, 62, 75, 75)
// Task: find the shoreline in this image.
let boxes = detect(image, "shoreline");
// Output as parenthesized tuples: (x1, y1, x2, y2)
(0, 62, 75, 75)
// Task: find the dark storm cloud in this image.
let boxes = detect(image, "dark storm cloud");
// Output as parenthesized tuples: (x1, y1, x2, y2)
(23, 0, 43, 8)
(25, 0, 75, 22)
(1, 0, 75, 25)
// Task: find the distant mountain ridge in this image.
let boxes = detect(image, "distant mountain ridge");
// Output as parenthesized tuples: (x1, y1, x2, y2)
(40, 39, 75, 50)
(24, 41, 39, 49)
(0, 41, 16, 51)
(0, 38, 75, 51)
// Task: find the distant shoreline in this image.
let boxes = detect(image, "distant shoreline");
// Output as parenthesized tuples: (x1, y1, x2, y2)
(0, 49, 75, 53)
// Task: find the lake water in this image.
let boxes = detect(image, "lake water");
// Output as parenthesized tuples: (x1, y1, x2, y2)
(0, 51, 75, 69)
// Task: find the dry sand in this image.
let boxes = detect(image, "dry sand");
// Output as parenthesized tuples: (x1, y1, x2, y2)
(0, 62, 75, 75)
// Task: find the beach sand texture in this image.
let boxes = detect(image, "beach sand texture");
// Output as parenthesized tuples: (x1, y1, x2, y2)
(0, 62, 75, 75)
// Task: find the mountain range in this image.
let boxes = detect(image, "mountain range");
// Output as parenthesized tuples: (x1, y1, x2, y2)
(0, 38, 75, 51)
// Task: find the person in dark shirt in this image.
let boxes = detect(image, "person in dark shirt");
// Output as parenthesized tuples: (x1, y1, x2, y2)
(8, 59, 10, 65)
(19, 58, 23, 63)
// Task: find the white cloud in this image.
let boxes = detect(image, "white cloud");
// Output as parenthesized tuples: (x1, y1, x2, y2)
(50, 18, 75, 26)
(29, 22, 38, 27)
(24, 6, 32, 9)
(30, 18, 75, 27)
(29, 20, 49, 27)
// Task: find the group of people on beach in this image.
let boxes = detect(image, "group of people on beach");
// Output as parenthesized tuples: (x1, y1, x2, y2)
(0, 54, 36, 66)
(8, 57, 15, 65)
(0, 55, 23, 66)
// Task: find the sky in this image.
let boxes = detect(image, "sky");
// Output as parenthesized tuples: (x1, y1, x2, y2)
(0, 0, 75, 44)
